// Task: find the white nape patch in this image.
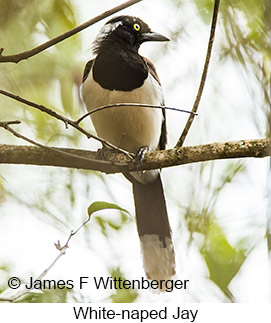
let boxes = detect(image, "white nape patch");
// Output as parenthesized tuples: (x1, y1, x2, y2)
(94, 21, 123, 47)
(140, 234, 175, 291)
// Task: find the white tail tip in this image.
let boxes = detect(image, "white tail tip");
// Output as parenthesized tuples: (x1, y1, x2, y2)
(140, 234, 175, 291)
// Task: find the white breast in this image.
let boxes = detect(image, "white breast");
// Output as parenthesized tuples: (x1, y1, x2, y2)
(82, 70, 164, 153)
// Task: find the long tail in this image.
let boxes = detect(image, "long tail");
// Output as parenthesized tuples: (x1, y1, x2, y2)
(126, 173, 175, 284)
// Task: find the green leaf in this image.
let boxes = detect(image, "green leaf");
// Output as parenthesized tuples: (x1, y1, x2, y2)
(201, 223, 247, 300)
(109, 267, 138, 303)
(88, 202, 131, 236)
(88, 201, 129, 217)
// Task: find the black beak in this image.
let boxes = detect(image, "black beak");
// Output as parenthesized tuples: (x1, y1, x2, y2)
(140, 31, 170, 43)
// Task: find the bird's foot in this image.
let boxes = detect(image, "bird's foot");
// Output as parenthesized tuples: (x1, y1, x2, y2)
(96, 145, 113, 160)
(135, 145, 149, 168)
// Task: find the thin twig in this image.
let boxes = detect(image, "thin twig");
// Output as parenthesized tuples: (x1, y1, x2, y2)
(0, 120, 21, 126)
(0, 0, 143, 64)
(0, 214, 92, 302)
(175, 0, 220, 147)
(0, 89, 133, 158)
(0, 121, 127, 168)
(76, 103, 197, 124)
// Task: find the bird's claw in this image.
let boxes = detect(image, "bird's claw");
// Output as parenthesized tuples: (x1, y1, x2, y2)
(135, 145, 149, 167)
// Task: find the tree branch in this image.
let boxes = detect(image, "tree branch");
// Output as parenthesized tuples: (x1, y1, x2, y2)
(0, 120, 121, 167)
(176, 0, 220, 147)
(0, 89, 194, 157)
(0, 0, 143, 64)
(76, 103, 196, 124)
(0, 213, 92, 302)
(0, 89, 133, 158)
(0, 139, 270, 173)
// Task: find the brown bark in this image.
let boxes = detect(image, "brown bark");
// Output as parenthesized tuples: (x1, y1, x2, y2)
(1, 138, 270, 174)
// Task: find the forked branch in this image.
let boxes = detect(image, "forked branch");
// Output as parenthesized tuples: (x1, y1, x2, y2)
(0, 213, 92, 303)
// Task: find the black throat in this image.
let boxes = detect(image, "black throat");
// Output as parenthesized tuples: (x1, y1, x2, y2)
(92, 47, 148, 91)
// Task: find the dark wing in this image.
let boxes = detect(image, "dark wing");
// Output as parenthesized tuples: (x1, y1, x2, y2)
(143, 57, 161, 85)
(82, 59, 94, 83)
(143, 57, 167, 150)
(159, 113, 167, 150)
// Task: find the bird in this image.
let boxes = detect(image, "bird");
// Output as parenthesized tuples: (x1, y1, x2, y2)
(81, 15, 175, 285)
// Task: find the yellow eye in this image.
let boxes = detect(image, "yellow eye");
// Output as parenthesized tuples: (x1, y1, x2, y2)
(133, 23, 140, 31)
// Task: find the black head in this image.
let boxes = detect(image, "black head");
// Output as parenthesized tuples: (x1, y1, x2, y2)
(93, 15, 169, 54)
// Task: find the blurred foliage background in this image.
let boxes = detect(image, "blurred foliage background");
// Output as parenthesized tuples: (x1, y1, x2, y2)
(0, 0, 270, 303)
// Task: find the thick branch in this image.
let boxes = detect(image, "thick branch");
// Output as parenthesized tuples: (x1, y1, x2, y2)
(0, 0, 142, 63)
(0, 139, 270, 173)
